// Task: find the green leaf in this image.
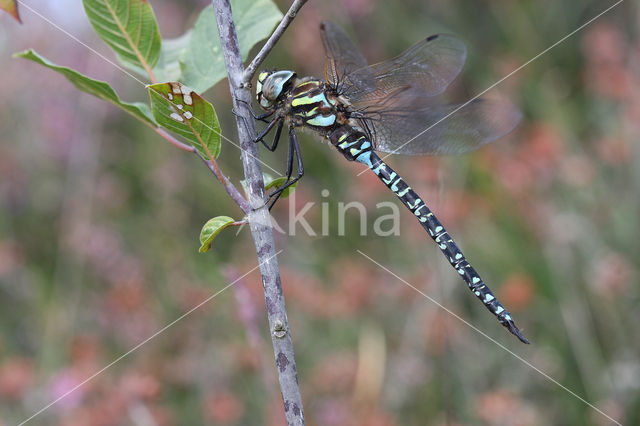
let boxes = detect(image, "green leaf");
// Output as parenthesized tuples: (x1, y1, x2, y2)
(1, 0, 21, 23)
(14, 49, 156, 126)
(199, 216, 236, 253)
(154, 31, 193, 82)
(241, 173, 298, 199)
(148, 82, 221, 159)
(119, 31, 192, 82)
(83, 0, 161, 77)
(265, 176, 298, 199)
(180, 0, 283, 93)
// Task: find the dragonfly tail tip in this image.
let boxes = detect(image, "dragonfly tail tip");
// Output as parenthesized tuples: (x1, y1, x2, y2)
(506, 321, 530, 344)
(509, 323, 529, 345)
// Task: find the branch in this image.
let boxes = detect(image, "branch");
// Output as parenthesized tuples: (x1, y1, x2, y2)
(224, 267, 277, 397)
(212, 1, 306, 424)
(154, 127, 250, 214)
(241, 0, 308, 85)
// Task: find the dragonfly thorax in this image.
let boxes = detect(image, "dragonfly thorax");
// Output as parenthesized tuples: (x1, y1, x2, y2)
(256, 70, 297, 109)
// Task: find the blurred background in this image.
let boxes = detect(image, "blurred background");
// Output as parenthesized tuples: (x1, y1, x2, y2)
(1, 0, 639, 424)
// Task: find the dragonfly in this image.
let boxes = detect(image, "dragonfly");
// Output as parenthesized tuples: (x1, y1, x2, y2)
(250, 21, 528, 343)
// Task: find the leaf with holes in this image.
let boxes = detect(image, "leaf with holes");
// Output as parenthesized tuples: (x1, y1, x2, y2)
(199, 216, 236, 253)
(0, 0, 21, 23)
(15, 49, 156, 126)
(148, 82, 221, 159)
(180, 0, 283, 92)
(83, 0, 161, 79)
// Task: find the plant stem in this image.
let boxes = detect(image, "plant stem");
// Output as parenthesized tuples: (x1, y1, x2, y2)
(154, 127, 250, 214)
(224, 267, 277, 399)
(212, 1, 306, 424)
(242, 0, 308, 85)
(153, 127, 195, 151)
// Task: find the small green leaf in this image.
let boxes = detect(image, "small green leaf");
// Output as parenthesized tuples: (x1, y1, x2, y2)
(241, 173, 298, 199)
(240, 172, 274, 196)
(83, 0, 161, 76)
(148, 82, 221, 159)
(265, 176, 298, 199)
(1, 0, 21, 23)
(199, 216, 236, 253)
(15, 49, 156, 126)
(180, 0, 283, 92)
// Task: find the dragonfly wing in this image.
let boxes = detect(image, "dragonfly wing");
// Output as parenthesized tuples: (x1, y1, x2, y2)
(320, 22, 518, 155)
(348, 34, 467, 104)
(321, 22, 467, 103)
(370, 98, 522, 155)
(320, 21, 376, 93)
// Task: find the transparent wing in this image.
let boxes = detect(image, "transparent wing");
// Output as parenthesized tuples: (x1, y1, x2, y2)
(321, 21, 467, 104)
(320, 21, 376, 94)
(320, 22, 519, 155)
(367, 98, 522, 155)
(347, 34, 467, 104)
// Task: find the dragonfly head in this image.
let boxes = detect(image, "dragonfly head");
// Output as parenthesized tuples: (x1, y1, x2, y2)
(256, 70, 296, 109)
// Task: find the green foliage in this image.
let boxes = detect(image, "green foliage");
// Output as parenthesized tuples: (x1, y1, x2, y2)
(116, 0, 282, 90)
(179, 0, 283, 92)
(264, 176, 298, 198)
(148, 82, 221, 159)
(153, 31, 193, 82)
(14, 49, 156, 126)
(82, 0, 161, 76)
(11, 0, 640, 424)
(119, 30, 193, 83)
(241, 173, 298, 199)
(13, 0, 286, 158)
(199, 216, 237, 253)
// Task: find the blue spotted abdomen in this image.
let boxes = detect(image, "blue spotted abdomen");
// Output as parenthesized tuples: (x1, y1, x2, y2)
(329, 125, 528, 342)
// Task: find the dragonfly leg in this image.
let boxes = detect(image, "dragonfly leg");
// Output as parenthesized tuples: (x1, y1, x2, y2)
(267, 126, 304, 210)
(255, 110, 276, 122)
(254, 116, 282, 146)
(234, 99, 275, 122)
(231, 110, 252, 136)
(233, 101, 275, 138)
(262, 120, 284, 152)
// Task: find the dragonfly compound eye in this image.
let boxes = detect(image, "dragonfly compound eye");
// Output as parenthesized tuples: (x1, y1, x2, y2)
(257, 70, 296, 108)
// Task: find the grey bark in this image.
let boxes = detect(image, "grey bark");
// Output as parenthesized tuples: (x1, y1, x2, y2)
(212, 1, 306, 424)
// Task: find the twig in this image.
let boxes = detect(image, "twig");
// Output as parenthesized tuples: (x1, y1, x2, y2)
(212, 1, 306, 425)
(224, 267, 277, 397)
(242, 0, 308, 85)
(154, 126, 196, 151)
(154, 127, 250, 214)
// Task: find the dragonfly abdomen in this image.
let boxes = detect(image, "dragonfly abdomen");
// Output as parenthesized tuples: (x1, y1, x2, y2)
(330, 125, 374, 160)
(330, 125, 529, 343)
(254, 20, 526, 342)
